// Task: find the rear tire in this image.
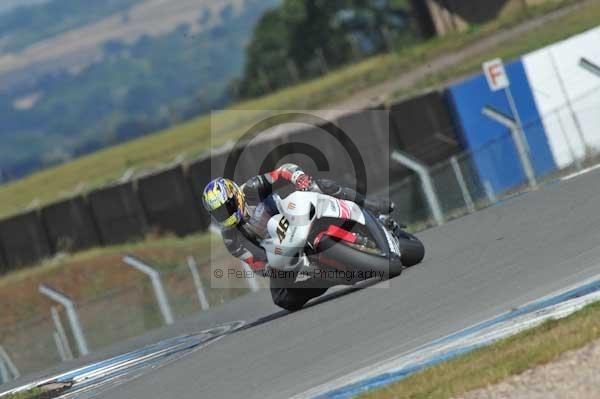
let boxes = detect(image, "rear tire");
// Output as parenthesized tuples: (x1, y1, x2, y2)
(270, 285, 328, 311)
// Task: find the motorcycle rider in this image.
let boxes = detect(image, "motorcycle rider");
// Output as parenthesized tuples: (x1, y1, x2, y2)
(202, 163, 393, 311)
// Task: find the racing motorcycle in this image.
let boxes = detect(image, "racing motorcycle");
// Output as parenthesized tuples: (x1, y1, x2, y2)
(261, 191, 425, 286)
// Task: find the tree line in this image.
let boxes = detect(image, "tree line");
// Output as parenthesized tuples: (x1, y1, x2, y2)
(234, 0, 423, 98)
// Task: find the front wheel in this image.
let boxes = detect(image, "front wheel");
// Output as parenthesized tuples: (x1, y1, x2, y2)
(395, 231, 425, 267)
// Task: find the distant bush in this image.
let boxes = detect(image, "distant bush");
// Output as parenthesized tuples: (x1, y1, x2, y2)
(237, 0, 421, 98)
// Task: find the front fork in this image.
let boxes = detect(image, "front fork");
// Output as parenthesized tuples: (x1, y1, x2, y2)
(378, 215, 407, 238)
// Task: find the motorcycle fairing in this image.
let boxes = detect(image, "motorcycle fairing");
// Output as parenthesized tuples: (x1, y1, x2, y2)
(262, 191, 365, 270)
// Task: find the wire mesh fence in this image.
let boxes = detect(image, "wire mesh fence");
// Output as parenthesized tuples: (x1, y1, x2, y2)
(390, 104, 600, 229)
(0, 254, 259, 379)
(0, 314, 57, 382)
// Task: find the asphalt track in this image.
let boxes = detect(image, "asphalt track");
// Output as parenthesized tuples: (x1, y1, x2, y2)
(75, 167, 600, 399)
(7, 168, 600, 398)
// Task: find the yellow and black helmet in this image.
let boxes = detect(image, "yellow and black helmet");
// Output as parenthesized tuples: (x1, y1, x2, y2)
(202, 178, 246, 229)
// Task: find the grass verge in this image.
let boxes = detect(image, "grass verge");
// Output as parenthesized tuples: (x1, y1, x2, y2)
(3, 388, 44, 399)
(0, 232, 253, 376)
(0, 0, 593, 217)
(0, 232, 230, 325)
(358, 300, 600, 399)
(3, 383, 72, 399)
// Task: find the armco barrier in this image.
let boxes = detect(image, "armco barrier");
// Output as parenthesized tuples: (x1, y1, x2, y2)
(137, 166, 203, 236)
(254, 133, 291, 176)
(187, 154, 214, 229)
(0, 240, 7, 274)
(285, 123, 355, 187)
(40, 196, 101, 252)
(336, 110, 390, 195)
(389, 91, 461, 167)
(0, 211, 52, 268)
(88, 182, 148, 245)
(233, 135, 288, 183)
(210, 145, 234, 180)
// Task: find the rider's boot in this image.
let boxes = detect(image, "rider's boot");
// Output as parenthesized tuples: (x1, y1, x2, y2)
(315, 178, 395, 216)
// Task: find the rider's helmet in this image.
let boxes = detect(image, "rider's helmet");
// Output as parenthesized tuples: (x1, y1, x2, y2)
(202, 178, 246, 229)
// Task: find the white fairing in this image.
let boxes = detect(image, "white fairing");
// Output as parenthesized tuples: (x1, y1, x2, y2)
(262, 191, 365, 270)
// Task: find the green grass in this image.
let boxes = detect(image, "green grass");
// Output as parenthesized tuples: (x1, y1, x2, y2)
(0, 231, 232, 329)
(0, 0, 593, 218)
(2, 388, 44, 399)
(0, 232, 217, 289)
(0, 231, 248, 375)
(359, 300, 600, 399)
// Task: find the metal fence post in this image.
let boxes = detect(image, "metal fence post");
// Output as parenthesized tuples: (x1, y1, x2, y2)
(549, 51, 588, 158)
(391, 151, 444, 225)
(53, 332, 68, 362)
(39, 285, 89, 356)
(123, 255, 174, 325)
(450, 156, 475, 213)
(482, 106, 537, 189)
(0, 356, 8, 384)
(187, 256, 210, 311)
(484, 181, 497, 204)
(579, 57, 600, 77)
(0, 346, 20, 381)
(556, 111, 582, 171)
(51, 306, 73, 361)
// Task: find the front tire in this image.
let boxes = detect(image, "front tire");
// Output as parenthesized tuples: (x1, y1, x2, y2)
(395, 231, 425, 267)
(312, 236, 404, 281)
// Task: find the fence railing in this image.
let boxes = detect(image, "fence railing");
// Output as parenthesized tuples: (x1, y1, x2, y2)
(0, 252, 264, 381)
(390, 103, 600, 227)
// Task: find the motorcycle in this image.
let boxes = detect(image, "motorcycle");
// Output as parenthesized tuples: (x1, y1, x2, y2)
(261, 190, 425, 287)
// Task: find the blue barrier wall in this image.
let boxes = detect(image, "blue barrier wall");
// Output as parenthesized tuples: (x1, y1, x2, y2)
(446, 59, 556, 194)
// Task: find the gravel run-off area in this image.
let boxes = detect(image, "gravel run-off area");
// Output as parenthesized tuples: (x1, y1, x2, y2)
(457, 338, 600, 399)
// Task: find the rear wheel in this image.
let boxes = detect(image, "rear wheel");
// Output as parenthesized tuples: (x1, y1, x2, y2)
(270, 282, 328, 311)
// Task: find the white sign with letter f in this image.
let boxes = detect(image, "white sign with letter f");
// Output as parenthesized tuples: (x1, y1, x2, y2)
(483, 58, 510, 91)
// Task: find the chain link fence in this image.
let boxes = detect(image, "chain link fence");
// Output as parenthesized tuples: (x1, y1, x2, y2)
(0, 253, 261, 381)
(390, 103, 600, 228)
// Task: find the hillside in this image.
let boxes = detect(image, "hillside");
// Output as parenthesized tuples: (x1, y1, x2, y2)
(0, 0, 279, 181)
(0, 0, 50, 15)
(0, 0, 143, 53)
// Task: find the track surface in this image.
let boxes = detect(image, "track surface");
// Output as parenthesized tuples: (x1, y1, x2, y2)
(89, 169, 600, 399)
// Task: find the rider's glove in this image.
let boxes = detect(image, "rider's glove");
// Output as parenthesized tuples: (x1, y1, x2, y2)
(293, 172, 313, 191)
